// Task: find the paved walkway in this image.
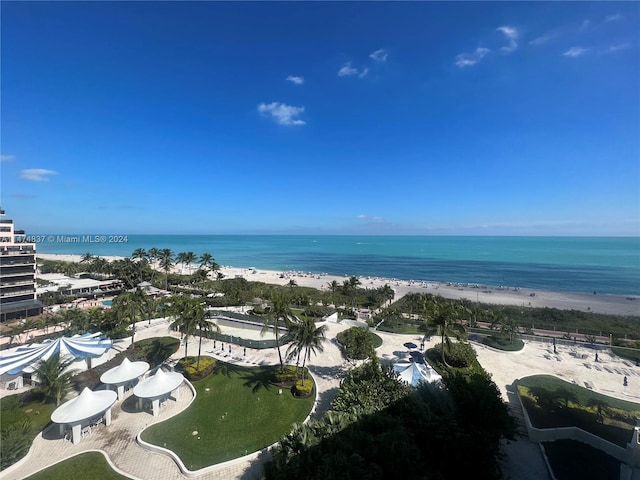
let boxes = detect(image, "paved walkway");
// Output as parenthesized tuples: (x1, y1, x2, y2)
(2, 319, 639, 480)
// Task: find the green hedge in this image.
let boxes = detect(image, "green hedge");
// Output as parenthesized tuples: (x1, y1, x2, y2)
(176, 356, 216, 381)
(292, 379, 314, 398)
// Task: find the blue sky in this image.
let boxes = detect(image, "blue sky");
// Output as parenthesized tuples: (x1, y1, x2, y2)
(1, 2, 638, 236)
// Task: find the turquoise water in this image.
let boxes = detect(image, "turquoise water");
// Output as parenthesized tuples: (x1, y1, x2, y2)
(36, 235, 640, 295)
(101, 300, 112, 307)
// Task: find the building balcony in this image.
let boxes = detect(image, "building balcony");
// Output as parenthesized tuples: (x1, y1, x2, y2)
(0, 288, 36, 299)
(0, 279, 35, 288)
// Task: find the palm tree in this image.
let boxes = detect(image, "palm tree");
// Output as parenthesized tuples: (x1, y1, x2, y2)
(199, 252, 214, 273)
(80, 253, 94, 264)
(263, 292, 294, 372)
(148, 247, 159, 282)
(158, 249, 174, 290)
(169, 295, 214, 361)
(196, 313, 220, 370)
(131, 248, 148, 283)
(183, 251, 197, 275)
(286, 316, 327, 381)
(112, 289, 147, 346)
(33, 353, 76, 406)
(433, 304, 466, 368)
(175, 252, 188, 275)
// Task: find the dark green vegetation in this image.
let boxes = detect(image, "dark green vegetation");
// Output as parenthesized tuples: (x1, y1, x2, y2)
(0, 391, 55, 470)
(542, 439, 621, 480)
(73, 337, 179, 392)
(266, 351, 517, 480)
(480, 334, 525, 351)
(612, 345, 640, 364)
(24, 452, 130, 480)
(336, 326, 382, 362)
(382, 292, 640, 345)
(517, 375, 640, 447)
(140, 362, 314, 470)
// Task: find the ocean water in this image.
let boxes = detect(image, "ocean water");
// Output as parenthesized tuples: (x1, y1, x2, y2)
(35, 235, 640, 296)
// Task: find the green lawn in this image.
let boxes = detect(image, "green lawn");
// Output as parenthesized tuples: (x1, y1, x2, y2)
(517, 375, 640, 447)
(140, 361, 314, 470)
(542, 439, 620, 480)
(1, 392, 56, 470)
(24, 452, 130, 480)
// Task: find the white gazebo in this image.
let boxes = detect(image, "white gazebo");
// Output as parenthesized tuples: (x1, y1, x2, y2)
(133, 368, 184, 416)
(393, 361, 442, 387)
(100, 357, 150, 400)
(51, 387, 117, 444)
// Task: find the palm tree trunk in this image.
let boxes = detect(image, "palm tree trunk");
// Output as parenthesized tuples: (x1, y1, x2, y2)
(301, 349, 309, 381)
(275, 322, 284, 371)
(197, 331, 203, 370)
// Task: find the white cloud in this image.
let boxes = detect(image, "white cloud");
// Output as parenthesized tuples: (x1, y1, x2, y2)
(0, 154, 15, 162)
(286, 75, 304, 85)
(338, 62, 359, 77)
(358, 67, 369, 78)
(497, 25, 518, 53)
(369, 48, 388, 62)
(357, 214, 385, 223)
(605, 13, 622, 22)
(455, 47, 491, 68)
(563, 46, 589, 57)
(20, 168, 58, 182)
(580, 19, 590, 30)
(607, 43, 630, 53)
(257, 102, 306, 126)
(530, 35, 552, 46)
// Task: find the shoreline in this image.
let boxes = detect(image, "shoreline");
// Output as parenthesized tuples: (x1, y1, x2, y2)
(37, 253, 640, 316)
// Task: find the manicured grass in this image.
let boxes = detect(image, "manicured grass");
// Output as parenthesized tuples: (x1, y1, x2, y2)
(517, 375, 640, 447)
(140, 362, 314, 470)
(24, 452, 130, 480)
(542, 439, 620, 480)
(1, 392, 55, 470)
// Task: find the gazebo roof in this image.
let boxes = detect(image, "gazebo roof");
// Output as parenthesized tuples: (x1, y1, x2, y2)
(133, 368, 183, 399)
(0, 333, 112, 376)
(100, 357, 149, 385)
(393, 361, 442, 387)
(51, 387, 117, 424)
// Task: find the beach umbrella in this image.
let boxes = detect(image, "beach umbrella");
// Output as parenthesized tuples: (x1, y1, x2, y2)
(404, 342, 417, 350)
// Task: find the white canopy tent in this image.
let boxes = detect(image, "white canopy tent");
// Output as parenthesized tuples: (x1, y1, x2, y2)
(50, 387, 117, 444)
(133, 368, 184, 416)
(0, 333, 112, 390)
(393, 361, 442, 387)
(100, 357, 150, 400)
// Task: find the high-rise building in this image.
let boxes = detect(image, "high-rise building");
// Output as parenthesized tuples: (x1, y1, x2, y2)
(0, 208, 43, 322)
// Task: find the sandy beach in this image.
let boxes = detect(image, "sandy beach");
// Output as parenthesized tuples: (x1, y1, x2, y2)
(37, 253, 640, 316)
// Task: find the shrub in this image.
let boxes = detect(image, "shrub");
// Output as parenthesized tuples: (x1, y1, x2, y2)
(176, 356, 216, 381)
(429, 342, 477, 369)
(337, 327, 376, 362)
(274, 366, 298, 386)
(292, 378, 314, 398)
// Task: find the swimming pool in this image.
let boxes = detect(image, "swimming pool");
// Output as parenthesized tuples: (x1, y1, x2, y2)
(101, 300, 112, 307)
(208, 314, 289, 349)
